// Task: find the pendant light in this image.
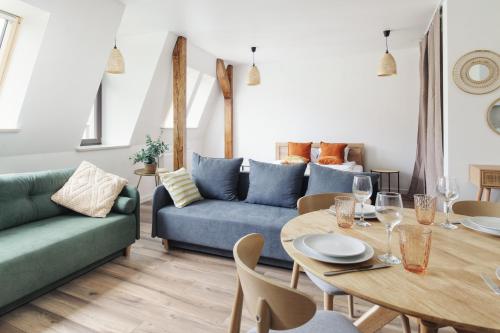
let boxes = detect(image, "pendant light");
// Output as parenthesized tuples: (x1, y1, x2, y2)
(247, 46, 261, 86)
(377, 30, 397, 76)
(106, 39, 125, 74)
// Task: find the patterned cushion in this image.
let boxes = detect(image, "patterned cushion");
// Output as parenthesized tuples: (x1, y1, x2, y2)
(51, 161, 128, 217)
(161, 168, 203, 208)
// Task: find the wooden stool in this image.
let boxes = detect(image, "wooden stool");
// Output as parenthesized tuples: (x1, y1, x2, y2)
(370, 169, 400, 193)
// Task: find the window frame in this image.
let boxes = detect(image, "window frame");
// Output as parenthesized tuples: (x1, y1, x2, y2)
(81, 84, 102, 146)
(0, 10, 21, 87)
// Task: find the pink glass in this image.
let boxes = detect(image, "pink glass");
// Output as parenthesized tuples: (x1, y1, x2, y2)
(414, 194, 436, 225)
(335, 196, 355, 229)
(398, 225, 432, 274)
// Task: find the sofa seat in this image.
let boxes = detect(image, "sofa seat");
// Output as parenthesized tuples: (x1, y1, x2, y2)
(157, 199, 297, 262)
(0, 213, 136, 309)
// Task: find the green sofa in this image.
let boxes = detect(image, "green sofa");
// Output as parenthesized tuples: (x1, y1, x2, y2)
(0, 168, 140, 315)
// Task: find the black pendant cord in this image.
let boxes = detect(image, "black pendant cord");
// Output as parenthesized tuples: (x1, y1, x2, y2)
(114, 38, 117, 49)
(251, 46, 257, 66)
(385, 36, 389, 53)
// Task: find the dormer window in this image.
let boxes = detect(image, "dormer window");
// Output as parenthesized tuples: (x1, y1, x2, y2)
(0, 10, 20, 87)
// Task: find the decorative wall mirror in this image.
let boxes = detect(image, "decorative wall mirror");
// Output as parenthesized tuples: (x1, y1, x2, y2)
(487, 98, 500, 135)
(453, 50, 500, 94)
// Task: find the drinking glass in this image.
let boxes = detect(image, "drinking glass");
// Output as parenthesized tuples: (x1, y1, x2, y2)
(414, 194, 436, 225)
(375, 192, 403, 265)
(353, 175, 373, 227)
(398, 225, 432, 274)
(335, 196, 355, 228)
(436, 177, 459, 230)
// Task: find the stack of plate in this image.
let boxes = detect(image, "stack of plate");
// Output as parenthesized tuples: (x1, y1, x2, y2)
(293, 233, 374, 264)
(328, 203, 377, 219)
(461, 216, 500, 237)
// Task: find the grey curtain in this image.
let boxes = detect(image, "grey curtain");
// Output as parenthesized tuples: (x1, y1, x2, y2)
(408, 10, 443, 196)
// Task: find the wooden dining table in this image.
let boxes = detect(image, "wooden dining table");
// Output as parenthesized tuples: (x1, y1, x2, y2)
(280, 209, 500, 333)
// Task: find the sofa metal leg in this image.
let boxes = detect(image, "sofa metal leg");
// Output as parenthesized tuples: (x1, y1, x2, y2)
(123, 245, 131, 257)
(162, 239, 169, 253)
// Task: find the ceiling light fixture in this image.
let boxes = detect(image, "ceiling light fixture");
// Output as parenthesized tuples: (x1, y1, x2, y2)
(106, 39, 125, 74)
(247, 46, 261, 86)
(377, 30, 397, 77)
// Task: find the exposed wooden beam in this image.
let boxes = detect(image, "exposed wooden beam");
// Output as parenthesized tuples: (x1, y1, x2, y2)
(216, 58, 234, 159)
(172, 36, 187, 170)
(216, 58, 232, 99)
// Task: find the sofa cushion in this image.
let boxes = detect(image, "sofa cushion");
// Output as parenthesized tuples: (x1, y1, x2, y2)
(192, 153, 243, 201)
(51, 161, 128, 218)
(160, 168, 203, 208)
(0, 213, 136, 309)
(245, 160, 307, 208)
(306, 163, 379, 195)
(0, 168, 74, 231)
(156, 199, 297, 262)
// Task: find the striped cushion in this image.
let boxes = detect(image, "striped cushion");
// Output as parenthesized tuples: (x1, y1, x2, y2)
(161, 168, 203, 208)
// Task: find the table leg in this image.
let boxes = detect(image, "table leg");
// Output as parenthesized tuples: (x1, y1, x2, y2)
(290, 261, 300, 289)
(484, 188, 491, 201)
(476, 187, 484, 201)
(354, 305, 399, 333)
(136, 176, 142, 188)
(419, 320, 442, 333)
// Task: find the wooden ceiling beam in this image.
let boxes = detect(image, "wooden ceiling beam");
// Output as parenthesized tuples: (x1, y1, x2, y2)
(172, 36, 187, 170)
(216, 58, 232, 99)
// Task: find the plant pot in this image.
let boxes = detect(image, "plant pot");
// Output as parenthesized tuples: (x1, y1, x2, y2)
(144, 162, 157, 174)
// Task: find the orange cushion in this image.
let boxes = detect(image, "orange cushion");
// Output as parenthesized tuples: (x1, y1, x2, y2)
(318, 156, 343, 165)
(319, 142, 347, 162)
(288, 142, 312, 162)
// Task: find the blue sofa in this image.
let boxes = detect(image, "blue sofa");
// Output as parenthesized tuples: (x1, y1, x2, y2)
(152, 169, 378, 268)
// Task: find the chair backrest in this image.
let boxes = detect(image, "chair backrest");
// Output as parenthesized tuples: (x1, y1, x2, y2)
(453, 201, 500, 217)
(297, 192, 354, 215)
(232, 234, 316, 333)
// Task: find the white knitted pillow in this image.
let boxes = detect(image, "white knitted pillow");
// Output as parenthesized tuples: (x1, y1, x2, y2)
(51, 161, 128, 217)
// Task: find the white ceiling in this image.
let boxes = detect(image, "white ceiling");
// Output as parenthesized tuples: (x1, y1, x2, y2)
(119, 0, 440, 64)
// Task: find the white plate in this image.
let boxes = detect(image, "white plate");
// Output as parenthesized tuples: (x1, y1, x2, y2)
(356, 203, 376, 215)
(293, 235, 374, 264)
(467, 216, 500, 232)
(460, 218, 500, 237)
(303, 234, 365, 258)
(328, 207, 377, 219)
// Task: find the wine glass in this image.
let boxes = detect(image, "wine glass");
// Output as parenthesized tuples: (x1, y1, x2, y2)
(375, 192, 403, 265)
(436, 177, 459, 230)
(352, 175, 373, 227)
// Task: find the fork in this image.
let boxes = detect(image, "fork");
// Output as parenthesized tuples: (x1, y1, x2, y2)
(480, 273, 500, 295)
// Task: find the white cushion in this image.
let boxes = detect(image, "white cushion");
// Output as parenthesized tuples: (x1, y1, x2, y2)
(161, 168, 203, 208)
(51, 161, 128, 217)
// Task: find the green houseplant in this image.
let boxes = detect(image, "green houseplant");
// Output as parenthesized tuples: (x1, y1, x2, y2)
(130, 135, 168, 173)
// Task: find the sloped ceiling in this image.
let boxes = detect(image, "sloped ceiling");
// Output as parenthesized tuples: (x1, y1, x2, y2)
(118, 0, 440, 64)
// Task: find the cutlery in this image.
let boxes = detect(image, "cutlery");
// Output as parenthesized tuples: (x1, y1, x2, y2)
(480, 273, 500, 295)
(324, 263, 391, 276)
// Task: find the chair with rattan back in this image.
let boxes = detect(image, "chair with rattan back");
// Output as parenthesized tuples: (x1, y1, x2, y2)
(229, 233, 359, 333)
(453, 201, 500, 217)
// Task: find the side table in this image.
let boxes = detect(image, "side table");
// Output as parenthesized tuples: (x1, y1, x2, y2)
(134, 168, 169, 188)
(370, 169, 400, 193)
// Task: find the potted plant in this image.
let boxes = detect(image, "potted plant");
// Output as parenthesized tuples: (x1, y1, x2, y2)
(130, 135, 168, 174)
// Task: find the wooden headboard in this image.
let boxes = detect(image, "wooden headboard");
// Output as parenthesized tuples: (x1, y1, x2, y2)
(275, 142, 365, 168)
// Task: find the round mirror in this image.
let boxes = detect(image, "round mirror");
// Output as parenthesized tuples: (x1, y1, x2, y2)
(487, 98, 500, 135)
(468, 64, 490, 82)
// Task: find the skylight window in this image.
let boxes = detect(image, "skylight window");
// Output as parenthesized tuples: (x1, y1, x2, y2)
(163, 67, 215, 129)
(0, 10, 20, 86)
(81, 84, 102, 146)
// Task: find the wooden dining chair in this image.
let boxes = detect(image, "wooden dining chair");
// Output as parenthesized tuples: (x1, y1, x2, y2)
(229, 233, 360, 333)
(453, 200, 500, 217)
(293, 193, 356, 317)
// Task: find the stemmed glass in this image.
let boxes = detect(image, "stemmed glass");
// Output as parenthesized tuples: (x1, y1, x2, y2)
(352, 175, 373, 227)
(436, 177, 459, 230)
(375, 192, 403, 265)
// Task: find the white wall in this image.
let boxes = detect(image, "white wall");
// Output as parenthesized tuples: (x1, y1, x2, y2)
(443, 0, 500, 201)
(204, 48, 420, 192)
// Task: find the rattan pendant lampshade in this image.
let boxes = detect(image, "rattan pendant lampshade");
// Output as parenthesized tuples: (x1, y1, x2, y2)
(247, 46, 261, 85)
(106, 39, 125, 74)
(378, 30, 397, 76)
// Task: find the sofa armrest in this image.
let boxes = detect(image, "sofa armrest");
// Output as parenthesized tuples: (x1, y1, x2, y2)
(152, 185, 173, 237)
(118, 185, 141, 239)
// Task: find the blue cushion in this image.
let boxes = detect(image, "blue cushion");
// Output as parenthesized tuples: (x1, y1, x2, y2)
(192, 153, 243, 201)
(156, 199, 297, 262)
(306, 164, 379, 195)
(245, 160, 307, 208)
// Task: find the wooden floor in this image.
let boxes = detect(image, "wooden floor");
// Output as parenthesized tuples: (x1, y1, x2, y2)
(0, 202, 426, 333)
